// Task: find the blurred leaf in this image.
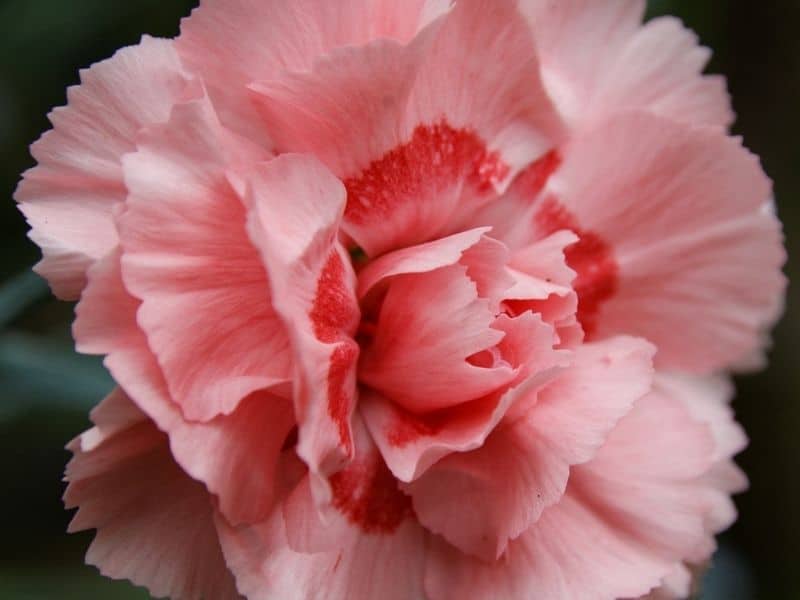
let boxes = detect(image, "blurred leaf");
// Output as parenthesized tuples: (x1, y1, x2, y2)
(0, 566, 149, 600)
(0, 270, 48, 329)
(0, 331, 112, 420)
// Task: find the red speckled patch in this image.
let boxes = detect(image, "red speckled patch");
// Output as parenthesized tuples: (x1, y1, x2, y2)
(310, 252, 358, 343)
(343, 122, 508, 224)
(309, 251, 360, 452)
(327, 342, 359, 452)
(330, 450, 413, 534)
(534, 196, 618, 337)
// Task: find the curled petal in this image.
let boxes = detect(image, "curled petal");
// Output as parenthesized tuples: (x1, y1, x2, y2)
(75, 250, 295, 525)
(405, 336, 653, 560)
(520, 0, 733, 129)
(542, 111, 786, 371)
(65, 392, 241, 600)
(119, 96, 290, 422)
(250, 0, 563, 255)
(240, 154, 361, 480)
(16, 36, 193, 299)
(177, 0, 446, 146)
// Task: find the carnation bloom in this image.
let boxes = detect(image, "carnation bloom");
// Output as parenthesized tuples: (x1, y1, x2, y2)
(17, 1, 785, 599)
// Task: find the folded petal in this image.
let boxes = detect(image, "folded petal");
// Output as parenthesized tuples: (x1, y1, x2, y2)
(74, 250, 295, 525)
(218, 511, 426, 600)
(240, 154, 361, 480)
(251, 0, 563, 255)
(655, 372, 748, 548)
(176, 0, 446, 146)
(520, 0, 733, 129)
(356, 227, 491, 300)
(118, 96, 290, 422)
(426, 384, 716, 600)
(15, 36, 193, 299)
(64, 392, 241, 600)
(361, 384, 515, 485)
(539, 112, 786, 371)
(405, 336, 653, 561)
(218, 417, 426, 600)
(359, 264, 514, 413)
(505, 230, 582, 347)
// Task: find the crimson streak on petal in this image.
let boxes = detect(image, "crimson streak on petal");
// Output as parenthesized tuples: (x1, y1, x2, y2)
(534, 196, 618, 338)
(310, 251, 361, 453)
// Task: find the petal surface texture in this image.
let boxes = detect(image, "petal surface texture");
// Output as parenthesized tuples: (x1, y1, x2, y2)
(16, 37, 192, 298)
(65, 391, 242, 600)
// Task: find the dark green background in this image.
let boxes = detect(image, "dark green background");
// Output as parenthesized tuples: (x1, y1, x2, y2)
(0, 1, 797, 598)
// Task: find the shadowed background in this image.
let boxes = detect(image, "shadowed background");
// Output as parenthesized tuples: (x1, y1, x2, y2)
(0, 1, 797, 598)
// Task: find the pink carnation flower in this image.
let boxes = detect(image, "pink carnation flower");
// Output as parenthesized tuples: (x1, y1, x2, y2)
(16, 1, 785, 599)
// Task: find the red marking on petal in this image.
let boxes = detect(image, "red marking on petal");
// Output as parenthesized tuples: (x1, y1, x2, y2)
(513, 149, 562, 198)
(535, 196, 618, 337)
(310, 251, 358, 343)
(343, 122, 509, 225)
(328, 342, 358, 453)
(386, 407, 448, 448)
(330, 449, 413, 534)
(309, 251, 360, 452)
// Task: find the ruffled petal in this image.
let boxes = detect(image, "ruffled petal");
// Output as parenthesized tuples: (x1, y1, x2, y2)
(426, 386, 716, 600)
(356, 227, 491, 300)
(176, 0, 446, 147)
(405, 336, 653, 561)
(64, 392, 241, 600)
(118, 96, 290, 422)
(74, 250, 295, 525)
(359, 263, 514, 413)
(15, 36, 193, 299)
(504, 230, 582, 347)
(520, 0, 733, 129)
(539, 112, 786, 371)
(250, 0, 563, 255)
(218, 418, 426, 600)
(239, 154, 361, 481)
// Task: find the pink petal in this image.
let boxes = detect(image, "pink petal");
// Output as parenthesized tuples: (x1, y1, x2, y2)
(625, 373, 750, 599)
(65, 393, 241, 600)
(639, 563, 694, 600)
(520, 0, 733, 129)
(462, 150, 564, 251)
(362, 311, 565, 482)
(15, 36, 193, 299)
(176, 0, 445, 146)
(360, 385, 514, 484)
(541, 112, 786, 372)
(118, 96, 290, 422)
(217, 417, 426, 600)
(426, 385, 716, 600)
(657, 373, 747, 464)
(240, 154, 361, 480)
(76, 387, 148, 452)
(358, 264, 514, 414)
(217, 512, 426, 600)
(74, 250, 296, 525)
(654, 372, 748, 551)
(588, 16, 734, 128)
(504, 231, 582, 346)
(250, 0, 563, 255)
(356, 227, 491, 300)
(405, 336, 653, 560)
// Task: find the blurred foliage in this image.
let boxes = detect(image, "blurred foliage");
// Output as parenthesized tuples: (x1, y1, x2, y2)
(1, 1, 798, 598)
